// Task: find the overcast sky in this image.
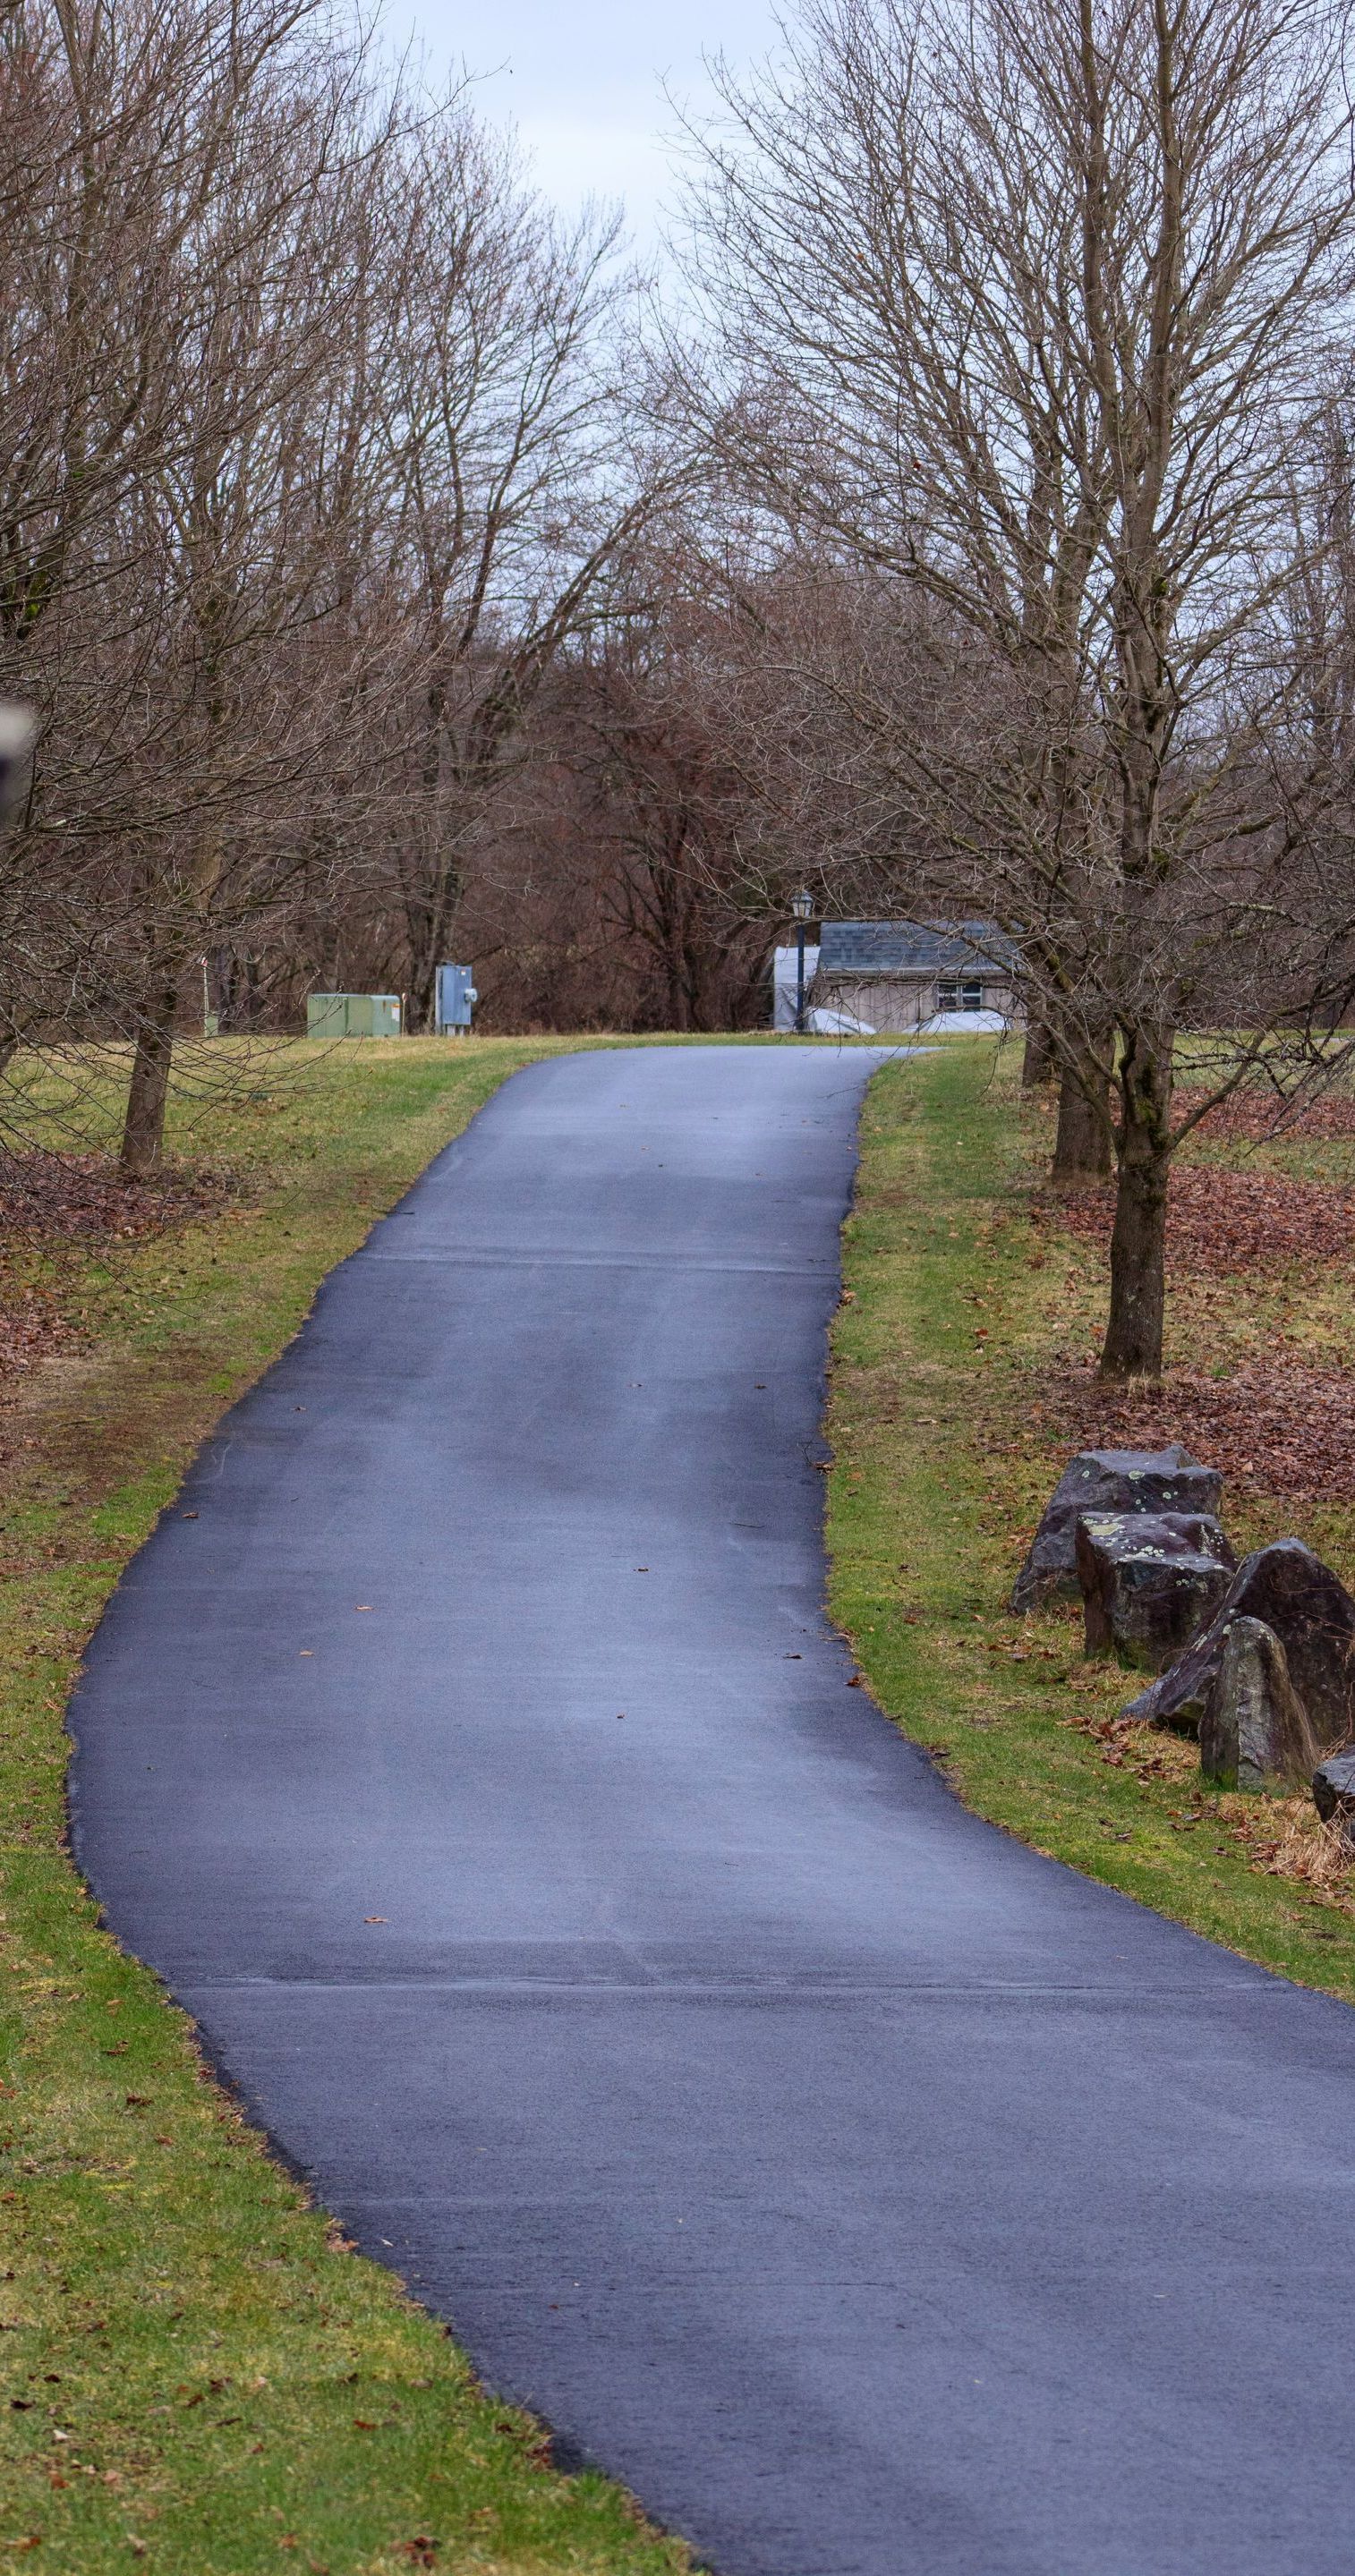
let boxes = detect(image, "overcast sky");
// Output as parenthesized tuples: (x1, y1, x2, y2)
(385, 0, 778, 243)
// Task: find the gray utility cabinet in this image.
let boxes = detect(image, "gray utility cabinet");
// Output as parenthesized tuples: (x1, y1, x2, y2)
(434, 964, 478, 1032)
(306, 993, 403, 1039)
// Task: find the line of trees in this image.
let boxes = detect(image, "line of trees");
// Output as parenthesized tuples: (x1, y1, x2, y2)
(669, 0, 1355, 1374)
(0, 0, 657, 1169)
(8, 0, 1355, 1376)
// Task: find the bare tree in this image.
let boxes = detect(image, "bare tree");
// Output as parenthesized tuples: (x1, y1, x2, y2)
(677, 0, 1355, 1374)
(0, 0, 403, 1162)
(0, 0, 653, 1160)
(111, 10, 405, 1172)
(354, 123, 650, 1030)
(541, 535, 802, 1028)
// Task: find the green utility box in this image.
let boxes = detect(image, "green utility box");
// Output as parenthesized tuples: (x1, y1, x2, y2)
(306, 992, 403, 1039)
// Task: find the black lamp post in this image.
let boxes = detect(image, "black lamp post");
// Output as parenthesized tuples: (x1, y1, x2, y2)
(791, 888, 813, 1033)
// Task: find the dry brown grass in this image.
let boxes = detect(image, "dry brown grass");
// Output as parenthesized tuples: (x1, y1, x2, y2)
(1231, 1800, 1355, 1903)
(1060, 1680, 1355, 1906)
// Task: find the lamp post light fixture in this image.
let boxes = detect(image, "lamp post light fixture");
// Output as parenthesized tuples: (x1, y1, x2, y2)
(791, 888, 814, 1033)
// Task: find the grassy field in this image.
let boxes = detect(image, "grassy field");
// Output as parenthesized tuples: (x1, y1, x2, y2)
(829, 1040, 1355, 2002)
(0, 1036, 694, 2576)
(7, 1023, 1355, 2572)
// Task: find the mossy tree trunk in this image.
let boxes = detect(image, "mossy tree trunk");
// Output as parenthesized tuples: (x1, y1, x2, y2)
(1052, 1049, 1112, 1184)
(1100, 1023, 1174, 1377)
(1021, 1017, 1056, 1085)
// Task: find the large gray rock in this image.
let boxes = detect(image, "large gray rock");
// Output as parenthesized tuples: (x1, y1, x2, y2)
(1198, 1617, 1320, 1790)
(1012, 1447, 1223, 1611)
(1076, 1511, 1235, 1671)
(1125, 1540, 1355, 1753)
(1313, 1751, 1355, 1844)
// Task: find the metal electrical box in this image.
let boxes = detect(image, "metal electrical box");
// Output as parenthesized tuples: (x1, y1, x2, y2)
(306, 992, 403, 1039)
(434, 964, 478, 1033)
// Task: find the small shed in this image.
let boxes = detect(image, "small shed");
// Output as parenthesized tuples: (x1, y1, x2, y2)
(812, 922, 1019, 1033)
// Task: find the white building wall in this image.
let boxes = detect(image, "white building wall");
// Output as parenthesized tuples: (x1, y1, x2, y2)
(816, 975, 932, 1031)
(815, 974, 1020, 1031)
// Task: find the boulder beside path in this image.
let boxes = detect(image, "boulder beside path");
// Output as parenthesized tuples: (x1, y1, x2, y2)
(1012, 1447, 1223, 1611)
(1198, 1617, 1320, 1790)
(1076, 1511, 1234, 1671)
(1313, 1751, 1355, 1843)
(1125, 1540, 1355, 1755)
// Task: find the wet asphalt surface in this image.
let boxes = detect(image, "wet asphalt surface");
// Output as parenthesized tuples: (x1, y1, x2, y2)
(71, 1043, 1355, 2575)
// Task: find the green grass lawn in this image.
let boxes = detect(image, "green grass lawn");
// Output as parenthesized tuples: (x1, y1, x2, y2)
(829, 1041, 1355, 2002)
(9, 1024, 1354, 2572)
(0, 1036, 693, 2576)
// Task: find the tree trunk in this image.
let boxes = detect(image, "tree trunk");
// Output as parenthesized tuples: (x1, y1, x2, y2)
(1052, 1057, 1112, 1183)
(1021, 1017, 1055, 1084)
(406, 862, 461, 1032)
(121, 979, 178, 1177)
(1100, 1029, 1174, 1379)
(666, 957, 692, 1031)
(662, 876, 692, 1029)
(407, 955, 437, 1033)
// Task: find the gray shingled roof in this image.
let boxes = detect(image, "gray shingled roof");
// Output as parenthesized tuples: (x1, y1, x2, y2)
(816, 920, 1012, 976)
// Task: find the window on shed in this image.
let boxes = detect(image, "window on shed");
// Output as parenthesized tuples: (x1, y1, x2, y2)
(937, 978, 984, 1012)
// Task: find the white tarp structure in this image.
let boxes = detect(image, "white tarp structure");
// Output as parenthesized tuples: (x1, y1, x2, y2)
(805, 1004, 876, 1036)
(771, 943, 820, 1030)
(919, 1008, 1010, 1034)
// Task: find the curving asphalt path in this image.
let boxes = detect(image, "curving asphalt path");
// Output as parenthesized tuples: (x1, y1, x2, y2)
(72, 1044, 1355, 2576)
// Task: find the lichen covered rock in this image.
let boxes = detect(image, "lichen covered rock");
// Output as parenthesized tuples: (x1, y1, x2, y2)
(1312, 1751, 1355, 1844)
(1011, 1447, 1223, 1611)
(1125, 1540, 1355, 1754)
(1076, 1510, 1234, 1671)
